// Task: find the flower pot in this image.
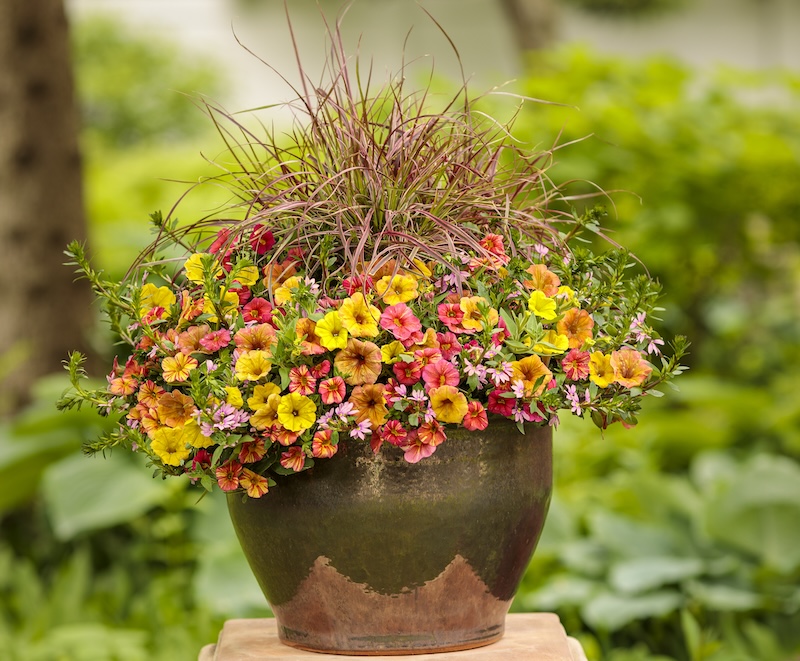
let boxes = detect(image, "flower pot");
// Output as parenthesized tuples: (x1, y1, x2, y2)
(227, 418, 552, 655)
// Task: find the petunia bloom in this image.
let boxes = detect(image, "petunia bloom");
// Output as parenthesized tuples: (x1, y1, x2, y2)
(379, 303, 422, 342)
(557, 308, 595, 349)
(280, 446, 307, 472)
(375, 274, 419, 305)
(289, 365, 317, 396)
(589, 352, 615, 388)
(349, 384, 389, 428)
(510, 355, 553, 397)
(311, 430, 338, 459)
(422, 360, 460, 391)
(239, 468, 269, 498)
(150, 427, 192, 466)
(562, 349, 591, 381)
(523, 264, 560, 297)
(319, 376, 347, 405)
(463, 400, 489, 431)
(162, 353, 198, 383)
(276, 392, 317, 432)
(528, 290, 557, 321)
(429, 385, 469, 424)
(338, 293, 381, 338)
(611, 349, 652, 388)
(234, 350, 273, 381)
(216, 461, 243, 491)
(335, 338, 382, 385)
(315, 310, 349, 350)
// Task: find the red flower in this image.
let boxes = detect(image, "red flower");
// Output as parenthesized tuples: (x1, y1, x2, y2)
(392, 359, 423, 386)
(280, 446, 306, 472)
(216, 461, 243, 491)
(242, 297, 273, 324)
(487, 386, 515, 417)
(250, 224, 275, 254)
(422, 359, 460, 391)
(562, 348, 591, 381)
(209, 228, 231, 254)
(436, 331, 462, 361)
(319, 376, 346, 405)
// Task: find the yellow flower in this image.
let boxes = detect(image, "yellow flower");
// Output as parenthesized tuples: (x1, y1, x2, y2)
(225, 387, 244, 408)
(460, 296, 492, 332)
(250, 393, 282, 429)
(429, 385, 469, 424)
(375, 274, 419, 305)
(184, 253, 223, 284)
(139, 283, 176, 316)
(235, 350, 273, 381)
(315, 310, 348, 350)
(532, 330, 570, 356)
(381, 341, 407, 364)
(274, 276, 301, 306)
(528, 290, 557, 321)
(248, 383, 281, 410)
(338, 293, 380, 338)
(277, 392, 317, 432)
(150, 426, 192, 466)
(161, 353, 198, 383)
(589, 352, 615, 388)
(556, 286, 577, 304)
(511, 355, 553, 397)
(203, 288, 239, 323)
(234, 265, 259, 287)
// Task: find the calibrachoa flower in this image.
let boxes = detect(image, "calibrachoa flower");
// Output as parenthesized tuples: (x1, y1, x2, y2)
(562, 349, 591, 381)
(280, 446, 306, 472)
(277, 392, 317, 432)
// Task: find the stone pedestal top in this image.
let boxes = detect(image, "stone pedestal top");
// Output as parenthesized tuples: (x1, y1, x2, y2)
(198, 613, 587, 660)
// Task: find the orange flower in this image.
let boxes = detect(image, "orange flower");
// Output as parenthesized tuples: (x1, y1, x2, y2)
(311, 430, 338, 459)
(611, 349, 652, 388)
(557, 308, 595, 349)
(335, 338, 382, 385)
(156, 390, 196, 427)
(524, 264, 561, 297)
(239, 468, 269, 498)
(234, 323, 276, 353)
(349, 384, 389, 428)
(510, 355, 553, 397)
(296, 317, 326, 355)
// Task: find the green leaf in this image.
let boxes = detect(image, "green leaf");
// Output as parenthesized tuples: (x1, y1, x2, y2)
(582, 590, 684, 631)
(609, 556, 705, 594)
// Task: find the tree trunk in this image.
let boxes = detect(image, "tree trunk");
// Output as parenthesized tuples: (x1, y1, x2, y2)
(0, 0, 92, 415)
(498, 0, 558, 53)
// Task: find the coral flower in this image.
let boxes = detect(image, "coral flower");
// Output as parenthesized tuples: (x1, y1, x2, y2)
(247, 383, 281, 410)
(418, 420, 447, 447)
(311, 430, 338, 459)
(562, 349, 591, 381)
(436, 332, 462, 361)
(463, 400, 489, 431)
(414, 347, 443, 367)
(380, 420, 408, 447)
(510, 355, 553, 397)
(375, 274, 419, 305)
(249, 393, 282, 429)
(528, 290, 557, 321)
(392, 359, 423, 386)
(235, 350, 273, 381)
(589, 352, 615, 388)
(215, 461, 242, 491)
(349, 384, 389, 428)
(296, 317, 326, 355)
(422, 360, 460, 391)
(335, 338, 382, 385)
(239, 468, 269, 498)
(611, 349, 653, 388)
(379, 303, 422, 342)
(108, 374, 137, 396)
(342, 274, 374, 295)
(524, 264, 561, 297)
(311, 360, 331, 378)
(276, 392, 317, 432)
(315, 310, 348, 350)
(274, 428, 300, 446)
(178, 290, 204, 324)
(150, 426, 192, 466)
(289, 365, 317, 395)
(137, 380, 165, 408)
(338, 293, 381, 338)
(280, 446, 307, 472)
(238, 440, 267, 464)
(437, 303, 465, 333)
(319, 376, 347, 405)
(156, 390, 196, 427)
(242, 297, 273, 324)
(234, 323, 276, 352)
(402, 433, 437, 464)
(177, 324, 210, 355)
(558, 308, 595, 349)
(162, 353, 198, 383)
(262, 260, 297, 289)
(429, 385, 469, 424)
(199, 328, 231, 352)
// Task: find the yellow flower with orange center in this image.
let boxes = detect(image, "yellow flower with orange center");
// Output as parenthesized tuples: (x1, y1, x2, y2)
(334, 338, 383, 385)
(276, 392, 317, 432)
(375, 273, 419, 305)
(240, 468, 269, 498)
(511, 355, 553, 397)
(532, 330, 570, 356)
(249, 393, 282, 429)
(349, 384, 389, 428)
(429, 385, 469, 424)
(611, 349, 653, 388)
(557, 308, 595, 349)
(589, 352, 615, 388)
(235, 350, 273, 381)
(150, 426, 192, 466)
(523, 264, 561, 297)
(315, 310, 348, 350)
(338, 293, 380, 338)
(161, 353, 198, 383)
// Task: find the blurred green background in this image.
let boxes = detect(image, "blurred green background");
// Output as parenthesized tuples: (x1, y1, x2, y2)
(1, 1, 799, 660)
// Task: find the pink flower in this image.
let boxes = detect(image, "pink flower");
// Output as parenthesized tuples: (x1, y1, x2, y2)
(492, 316, 510, 346)
(463, 401, 489, 431)
(436, 332, 462, 361)
(393, 360, 423, 386)
(422, 359, 460, 391)
(401, 431, 437, 464)
(342, 274, 374, 295)
(562, 349, 591, 380)
(487, 386, 515, 417)
(414, 347, 443, 367)
(280, 446, 306, 472)
(311, 430, 338, 458)
(216, 461, 243, 491)
(480, 233, 507, 257)
(242, 297, 273, 324)
(311, 360, 331, 379)
(289, 365, 317, 395)
(319, 376, 346, 405)
(199, 328, 231, 352)
(250, 224, 275, 254)
(379, 303, 422, 342)
(437, 303, 465, 332)
(380, 420, 408, 447)
(209, 228, 231, 254)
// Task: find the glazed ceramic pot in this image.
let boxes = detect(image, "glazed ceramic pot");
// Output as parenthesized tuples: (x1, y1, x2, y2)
(227, 418, 552, 655)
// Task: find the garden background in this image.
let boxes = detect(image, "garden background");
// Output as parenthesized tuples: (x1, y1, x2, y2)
(1, 1, 799, 659)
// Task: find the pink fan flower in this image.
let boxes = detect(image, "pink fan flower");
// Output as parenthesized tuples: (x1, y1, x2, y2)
(289, 365, 317, 396)
(319, 376, 346, 405)
(463, 401, 489, 431)
(422, 359, 460, 391)
(379, 303, 422, 342)
(199, 328, 231, 352)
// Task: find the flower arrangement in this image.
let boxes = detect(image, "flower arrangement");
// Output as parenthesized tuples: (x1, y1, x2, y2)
(59, 37, 687, 499)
